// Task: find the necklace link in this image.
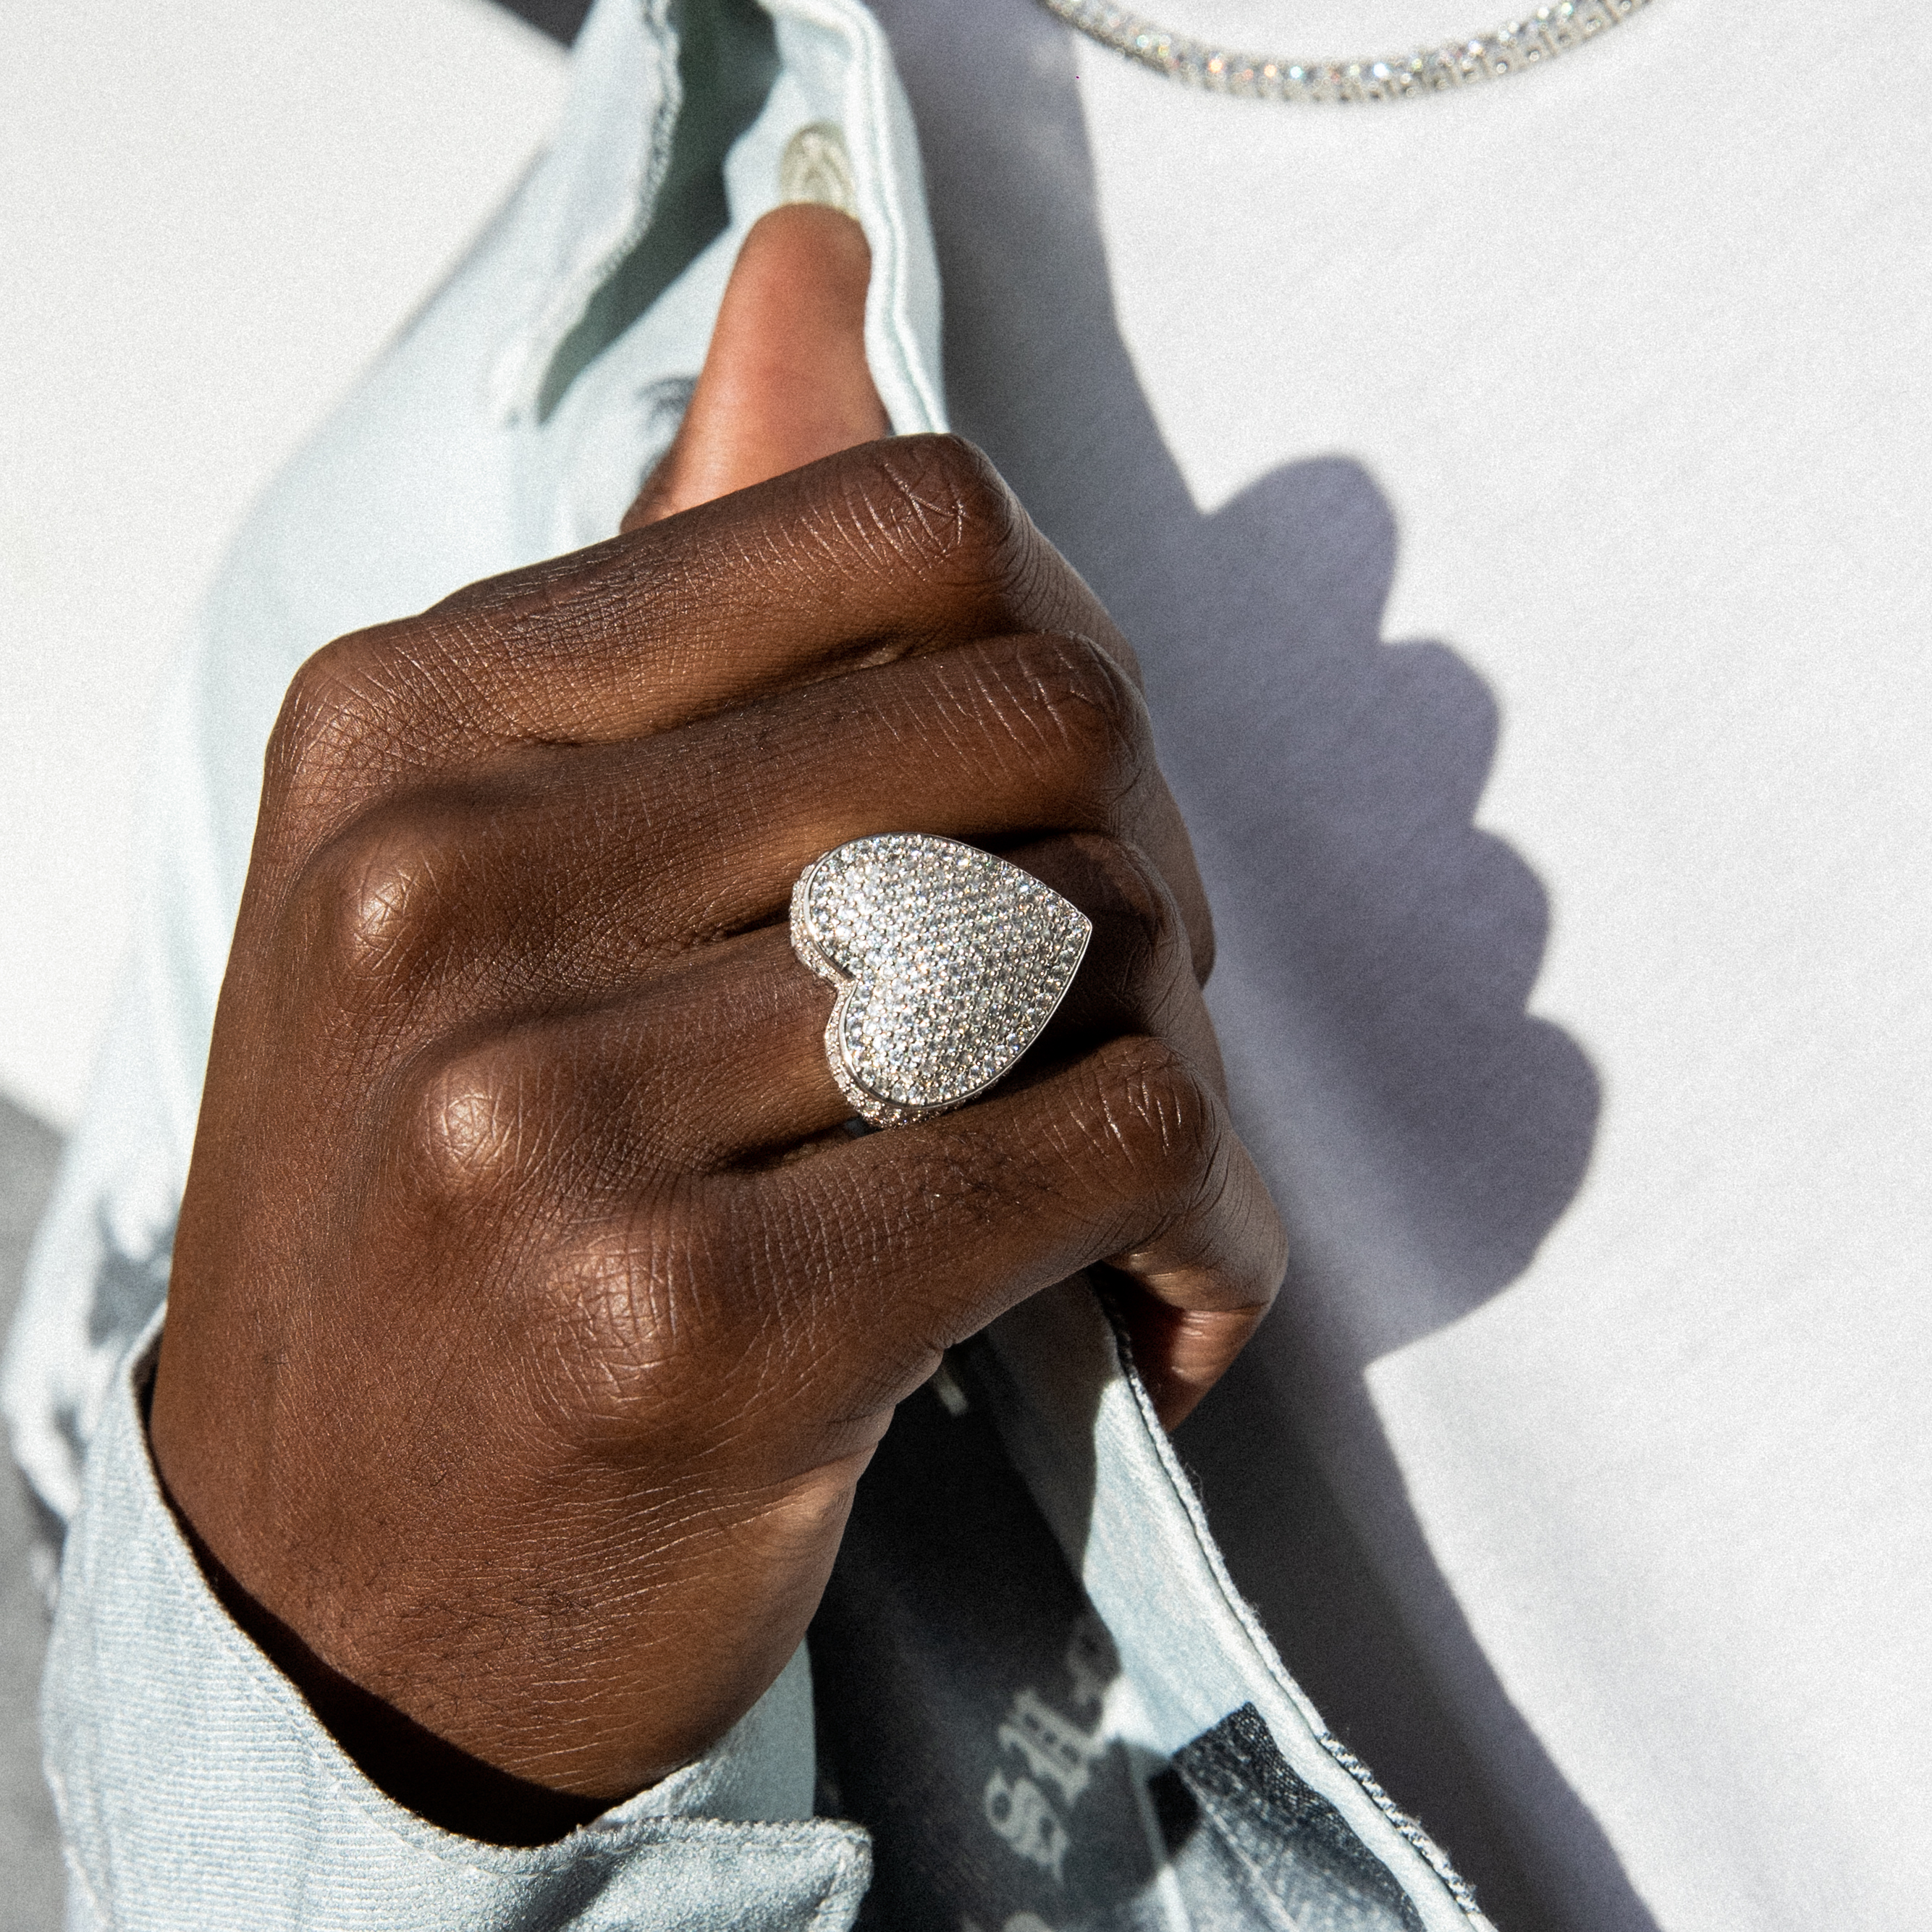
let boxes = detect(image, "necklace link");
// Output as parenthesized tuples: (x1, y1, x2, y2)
(1039, 0, 1652, 102)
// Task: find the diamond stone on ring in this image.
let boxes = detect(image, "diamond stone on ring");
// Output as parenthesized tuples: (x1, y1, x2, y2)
(790, 833, 1093, 1129)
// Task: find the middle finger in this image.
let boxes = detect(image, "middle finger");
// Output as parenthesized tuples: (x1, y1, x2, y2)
(324, 630, 1204, 1011)
(410, 832, 1220, 1186)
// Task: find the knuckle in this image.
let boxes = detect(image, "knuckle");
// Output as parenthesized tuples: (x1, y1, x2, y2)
(848, 434, 1026, 593)
(1129, 865, 1184, 976)
(1089, 836, 1181, 963)
(1038, 834, 1180, 1005)
(409, 1042, 537, 1201)
(993, 632, 1147, 803)
(298, 804, 463, 989)
(268, 627, 413, 800)
(537, 1199, 738, 1434)
(1089, 1034, 1222, 1192)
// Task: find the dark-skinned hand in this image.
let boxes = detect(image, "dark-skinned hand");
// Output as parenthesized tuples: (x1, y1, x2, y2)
(148, 204, 1287, 1845)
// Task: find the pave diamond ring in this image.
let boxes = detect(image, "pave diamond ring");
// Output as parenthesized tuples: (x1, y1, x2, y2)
(790, 833, 1093, 1129)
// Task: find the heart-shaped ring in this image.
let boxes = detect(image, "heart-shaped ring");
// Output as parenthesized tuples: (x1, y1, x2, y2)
(790, 833, 1093, 1128)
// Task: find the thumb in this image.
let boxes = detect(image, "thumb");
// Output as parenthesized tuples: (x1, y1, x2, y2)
(623, 202, 890, 531)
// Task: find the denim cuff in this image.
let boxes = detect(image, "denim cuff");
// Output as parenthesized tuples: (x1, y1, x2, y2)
(41, 1311, 869, 1932)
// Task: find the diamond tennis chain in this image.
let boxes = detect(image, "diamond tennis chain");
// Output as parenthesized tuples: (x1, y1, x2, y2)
(1038, 0, 1653, 101)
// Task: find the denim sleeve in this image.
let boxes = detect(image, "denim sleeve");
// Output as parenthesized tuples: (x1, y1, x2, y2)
(42, 1318, 869, 1932)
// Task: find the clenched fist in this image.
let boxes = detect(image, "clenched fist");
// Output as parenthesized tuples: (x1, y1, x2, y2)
(148, 208, 1285, 1844)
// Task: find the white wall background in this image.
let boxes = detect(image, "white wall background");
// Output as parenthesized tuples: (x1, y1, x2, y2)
(0, 0, 568, 1129)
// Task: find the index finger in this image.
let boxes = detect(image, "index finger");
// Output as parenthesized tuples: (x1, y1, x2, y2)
(305, 436, 1144, 774)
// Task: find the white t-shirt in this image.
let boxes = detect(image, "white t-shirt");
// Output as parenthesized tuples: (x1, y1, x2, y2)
(866, 3, 1931, 1927)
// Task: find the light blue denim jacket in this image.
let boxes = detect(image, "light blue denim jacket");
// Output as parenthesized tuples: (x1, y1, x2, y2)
(6, 3, 1494, 1925)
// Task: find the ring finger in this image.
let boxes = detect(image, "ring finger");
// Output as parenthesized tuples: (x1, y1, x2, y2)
(410, 832, 1220, 1189)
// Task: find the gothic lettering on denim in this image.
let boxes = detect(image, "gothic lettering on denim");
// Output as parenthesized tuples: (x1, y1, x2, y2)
(979, 1614, 1118, 1888)
(982, 1766, 1071, 1880)
(997, 1687, 1105, 1807)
